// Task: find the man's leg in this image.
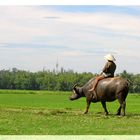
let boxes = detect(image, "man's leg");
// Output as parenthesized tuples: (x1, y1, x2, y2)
(89, 76, 105, 100)
(89, 76, 104, 91)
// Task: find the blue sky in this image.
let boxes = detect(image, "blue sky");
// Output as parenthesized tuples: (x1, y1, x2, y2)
(0, 6, 140, 73)
(47, 6, 140, 15)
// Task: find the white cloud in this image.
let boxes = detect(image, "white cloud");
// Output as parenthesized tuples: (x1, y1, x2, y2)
(0, 6, 139, 73)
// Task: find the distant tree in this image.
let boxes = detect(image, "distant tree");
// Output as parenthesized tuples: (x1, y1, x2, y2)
(0, 68, 139, 93)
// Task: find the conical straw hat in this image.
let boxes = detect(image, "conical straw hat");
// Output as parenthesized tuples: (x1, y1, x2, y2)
(104, 54, 116, 61)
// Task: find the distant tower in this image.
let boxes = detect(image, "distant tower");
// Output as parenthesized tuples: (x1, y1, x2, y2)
(56, 57, 59, 74)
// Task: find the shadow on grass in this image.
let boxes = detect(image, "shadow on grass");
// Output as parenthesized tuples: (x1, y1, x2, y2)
(1, 107, 140, 118)
(34, 109, 140, 118)
(125, 113, 140, 118)
(95, 111, 140, 118)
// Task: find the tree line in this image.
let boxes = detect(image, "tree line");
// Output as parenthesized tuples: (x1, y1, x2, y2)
(0, 68, 139, 93)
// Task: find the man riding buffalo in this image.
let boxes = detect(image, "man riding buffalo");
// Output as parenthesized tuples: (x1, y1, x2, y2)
(89, 54, 116, 100)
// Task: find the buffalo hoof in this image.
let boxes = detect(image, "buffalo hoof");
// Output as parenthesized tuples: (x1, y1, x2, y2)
(116, 112, 121, 116)
(84, 111, 88, 114)
(105, 112, 109, 115)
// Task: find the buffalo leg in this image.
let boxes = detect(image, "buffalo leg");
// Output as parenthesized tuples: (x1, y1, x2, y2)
(84, 98, 91, 114)
(117, 101, 126, 116)
(122, 101, 126, 116)
(101, 101, 109, 115)
(116, 106, 121, 115)
(117, 96, 122, 115)
(117, 94, 126, 116)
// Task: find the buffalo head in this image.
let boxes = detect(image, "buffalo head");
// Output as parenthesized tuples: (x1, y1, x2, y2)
(69, 84, 82, 100)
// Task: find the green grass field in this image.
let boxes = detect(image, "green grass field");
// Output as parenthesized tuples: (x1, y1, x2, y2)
(0, 90, 140, 135)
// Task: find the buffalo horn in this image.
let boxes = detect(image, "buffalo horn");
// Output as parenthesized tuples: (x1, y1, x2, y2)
(73, 83, 78, 89)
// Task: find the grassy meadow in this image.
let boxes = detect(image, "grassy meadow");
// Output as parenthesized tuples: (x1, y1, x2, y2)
(0, 90, 140, 135)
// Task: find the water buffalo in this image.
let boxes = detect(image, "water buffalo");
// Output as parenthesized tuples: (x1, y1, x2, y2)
(69, 77, 130, 116)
